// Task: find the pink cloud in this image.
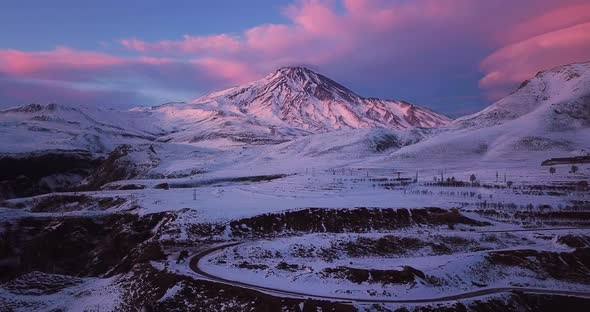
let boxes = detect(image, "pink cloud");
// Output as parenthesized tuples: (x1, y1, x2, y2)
(119, 39, 148, 52)
(120, 34, 241, 55)
(3, 0, 590, 113)
(116, 0, 481, 70)
(191, 58, 259, 85)
(0, 47, 125, 76)
(505, 3, 590, 44)
(244, 24, 307, 56)
(136, 56, 176, 65)
(480, 22, 590, 99)
(285, 0, 342, 35)
(474, 0, 590, 100)
(0, 47, 252, 107)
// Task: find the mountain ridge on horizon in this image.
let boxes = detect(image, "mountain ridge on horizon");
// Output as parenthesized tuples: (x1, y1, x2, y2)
(2, 61, 589, 153)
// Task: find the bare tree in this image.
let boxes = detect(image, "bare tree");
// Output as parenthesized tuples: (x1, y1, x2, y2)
(549, 167, 556, 175)
(469, 174, 476, 186)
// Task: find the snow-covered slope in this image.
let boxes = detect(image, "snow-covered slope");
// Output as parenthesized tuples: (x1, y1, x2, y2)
(0, 103, 160, 153)
(138, 102, 309, 147)
(389, 62, 590, 165)
(454, 62, 590, 131)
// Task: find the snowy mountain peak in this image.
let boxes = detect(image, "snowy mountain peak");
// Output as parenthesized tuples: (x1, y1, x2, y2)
(188, 67, 451, 133)
(274, 66, 316, 76)
(262, 66, 360, 103)
(454, 61, 590, 130)
(272, 66, 349, 90)
(273, 66, 330, 81)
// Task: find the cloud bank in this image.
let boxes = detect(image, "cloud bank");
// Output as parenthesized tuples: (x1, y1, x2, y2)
(1, 0, 589, 114)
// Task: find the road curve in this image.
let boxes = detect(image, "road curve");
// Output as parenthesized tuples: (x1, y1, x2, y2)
(189, 242, 590, 304)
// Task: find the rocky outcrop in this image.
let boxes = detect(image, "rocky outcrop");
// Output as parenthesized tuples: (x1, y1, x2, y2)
(0, 150, 101, 200)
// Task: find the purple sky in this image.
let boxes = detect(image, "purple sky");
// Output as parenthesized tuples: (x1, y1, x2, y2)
(1, 0, 589, 116)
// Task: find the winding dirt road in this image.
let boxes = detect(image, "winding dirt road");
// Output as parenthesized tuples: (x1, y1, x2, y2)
(189, 242, 590, 304)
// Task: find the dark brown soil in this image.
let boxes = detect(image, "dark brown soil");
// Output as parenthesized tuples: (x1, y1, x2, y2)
(169, 174, 289, 189)
(276, 261, 303, 272)
(514, 211, 590, 223)
(542, 156, 590, 166)
(0, 212, 170, 281)
(557, 235, 590, 248)
(29, 194, 126, 212)
(229, 208, 489, 238)
(237, 261, 268, 270)
(343, 236, 425, 257)
(487, 248, 590, 283)
(339, 235, 476, 258)
(110, 184, 146, 190)
(0, 271, 82, 295)
(0, 150, 101, 200)
(83, 144, 159, 190)
(322, 266, 426, 285)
